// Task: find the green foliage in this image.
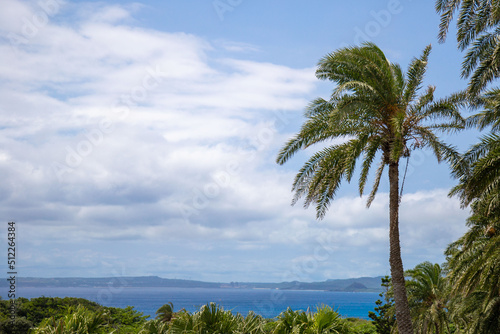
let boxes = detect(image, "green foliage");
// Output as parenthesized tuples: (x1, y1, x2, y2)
(437, 2, 500, 332)
(272, 308, 310, 334)
(0, 297, 148, 334)
(109, 305, 149, 326)
(436, 0, 500, 94)
(445, 196, 500, 334)
(0, 316, 33, 334)
(450, 89, 500, 211)
(344, 318, 376, 334)
(165, 302, 241, 334)
(235, 311, 267, 334)
(156, 302, 175, 323)
(307, 305, 350, 334)
(11, 296, 102, 325)
(272, 305, 350, 334)
(31, 305, 109, 334)
(370, 267, 454, 334)
(0, 297, 416, 334)
(193, 302, 239, 333)
(368, 276, 395, 334)
(405, 262, 450, 334)
(139, 318, 169, 334)
(135, 303, 364, 334)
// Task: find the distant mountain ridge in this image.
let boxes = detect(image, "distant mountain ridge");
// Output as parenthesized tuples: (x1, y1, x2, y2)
(1, 276, 384, 292)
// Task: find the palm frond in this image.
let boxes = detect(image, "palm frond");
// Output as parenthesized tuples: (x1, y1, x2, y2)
(403, 45, 432, 104)
(366, 158, 385, 208)
(359, 138, 383, 196)
(467, 40, 500, 95)
(436, 0, 463, 43)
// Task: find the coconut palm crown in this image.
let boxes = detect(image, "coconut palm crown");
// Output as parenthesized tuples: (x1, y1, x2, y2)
(277, 42, 465, 334)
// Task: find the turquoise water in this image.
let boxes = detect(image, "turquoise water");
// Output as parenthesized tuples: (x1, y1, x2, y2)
(16, 287, 379, 320)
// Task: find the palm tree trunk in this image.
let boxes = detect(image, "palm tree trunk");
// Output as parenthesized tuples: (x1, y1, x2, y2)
(388, 161, 414, 334)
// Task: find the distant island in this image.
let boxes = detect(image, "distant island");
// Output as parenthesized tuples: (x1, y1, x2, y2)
(0, 276, 384, 292)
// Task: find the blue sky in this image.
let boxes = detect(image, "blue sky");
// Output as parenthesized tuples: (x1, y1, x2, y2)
(0, 0, 477, 283)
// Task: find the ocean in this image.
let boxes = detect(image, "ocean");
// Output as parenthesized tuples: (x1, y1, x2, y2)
(16, 287, 380, 320)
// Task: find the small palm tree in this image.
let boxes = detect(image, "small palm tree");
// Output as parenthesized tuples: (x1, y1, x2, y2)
(168, 308, 195, 334)
(405, 262, 450, 334)
(307, 305, 349, 334)
(191, 302, 239, 334)
(156, 302, 175, 323)
(277, 43, 464, 334)
(273, 308, 310, 334)
(273, 305, 349, 334)
(139, 319, 169, 334)
(235, 311, 266, 334)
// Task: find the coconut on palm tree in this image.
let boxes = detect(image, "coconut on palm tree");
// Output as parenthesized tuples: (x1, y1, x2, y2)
(277, 42, 465, 334)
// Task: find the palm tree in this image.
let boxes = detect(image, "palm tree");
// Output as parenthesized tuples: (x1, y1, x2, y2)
(235, 311, 266, 334)
(272, 308, 310, 334)
(186, 302, 239, 334)
(307, 305, 349, 334)
(168, 308, 195, 334)
(445, 195, 500, 334)
(156, 302, 175, 323)
(276, 43, 465, 334)
(436, 0, 500, 94)
(272, 306, 349, 334)
(405, 262, 450, 334)
(139, 319, 169, 334)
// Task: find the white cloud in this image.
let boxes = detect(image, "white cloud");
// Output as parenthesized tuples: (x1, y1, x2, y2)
(214, 40, 261, 53)
(0, 0, 34, 32)
(85, 4, 134, 23)
(0, 1, 471, 282)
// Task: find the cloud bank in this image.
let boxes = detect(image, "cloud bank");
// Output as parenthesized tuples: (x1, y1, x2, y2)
(0, 1, 468, 282)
